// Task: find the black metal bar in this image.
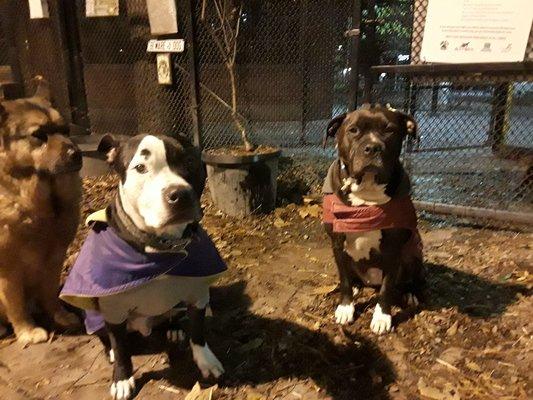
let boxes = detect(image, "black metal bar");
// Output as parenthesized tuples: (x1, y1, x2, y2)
(348, 0, 362, 110)
(412, 144, 490, 153)
(362, 70, 375, 103)
(431, 84, 438, 113)
(406, 82, 418, 153)
(184, 0, 203, 149)
(414, 200, 533, 226)
(0, 1, 23, 89)
(58, 0, 90, 132)
(361, 0, 377, 105)
(371, 62, 533, 76)
(298, 0, 308, 144)
(489, 82, 511, 152)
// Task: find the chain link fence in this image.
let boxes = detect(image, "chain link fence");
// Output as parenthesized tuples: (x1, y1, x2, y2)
(0, 0, 531, 225)
(365, 0, 533, 225)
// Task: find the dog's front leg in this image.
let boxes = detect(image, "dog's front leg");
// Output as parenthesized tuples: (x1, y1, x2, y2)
(370, 229, 408, 334)
(188, 305, 224, 379)
(0, 272, 48, 344)
(106, 321, 135, 400)
(331, 235, 356, 325)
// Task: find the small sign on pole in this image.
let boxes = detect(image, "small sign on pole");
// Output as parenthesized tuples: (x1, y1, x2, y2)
(157, 53, 173, 85)
(147, 39, 185, 53)
(421, 0, 533, 63)
(28, 0, 49, 19)
(86, 0, 119, 17)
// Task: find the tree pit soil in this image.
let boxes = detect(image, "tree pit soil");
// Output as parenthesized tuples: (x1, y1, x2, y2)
(204, 145, 280, 158)
(0, 175, 531, 400)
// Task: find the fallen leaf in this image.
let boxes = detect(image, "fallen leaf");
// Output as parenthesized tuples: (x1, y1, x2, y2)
(246, 390, 266, 400)
(273, 218, 290, 228)
(466, 360, 482, 372)
(311, 285, 337, 295)
(446, 321, 459, 336)
(184, 382, 218, 400)
(418, 378, 460, 400)
(438, 347, 463, 365)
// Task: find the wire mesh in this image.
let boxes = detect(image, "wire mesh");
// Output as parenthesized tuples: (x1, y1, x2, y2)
(0, 0, 531, 223)
(74, 0, 193, 138)
(194, 0, 353, 150)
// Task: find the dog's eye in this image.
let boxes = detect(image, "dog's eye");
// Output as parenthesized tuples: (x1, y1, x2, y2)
(31, 130, 48, 143)
(348, 127, 360, 136)
(134, 164, 147, 174)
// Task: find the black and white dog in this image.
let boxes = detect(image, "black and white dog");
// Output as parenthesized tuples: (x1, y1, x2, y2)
(322, 104, 425, 335)
(61, 134, 225, 399)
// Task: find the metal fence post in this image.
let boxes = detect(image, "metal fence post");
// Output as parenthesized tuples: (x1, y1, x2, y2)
(348, 0, 362, 111)
(299, 0, 309, 144)
(489, 82, 511, 153)
(184, 0, 203, 149)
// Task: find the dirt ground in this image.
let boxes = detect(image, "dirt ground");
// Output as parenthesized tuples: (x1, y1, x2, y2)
(0, 176, 531, 400)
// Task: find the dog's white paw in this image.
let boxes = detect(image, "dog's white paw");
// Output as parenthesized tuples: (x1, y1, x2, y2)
(17, 327, 48, 345)
(110, 376, 135, 400)
(335, 303, 355, 325)
(166, 329, 185, 343)
(190, 341, 224, 379)
(370, 304, 392, 335)
(404, 293, 419, 307)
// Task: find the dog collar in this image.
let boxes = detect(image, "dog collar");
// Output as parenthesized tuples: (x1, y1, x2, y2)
(108, 196, 193, 254)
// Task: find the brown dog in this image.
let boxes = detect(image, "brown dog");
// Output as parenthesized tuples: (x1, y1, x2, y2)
(0, 78, 82, 344)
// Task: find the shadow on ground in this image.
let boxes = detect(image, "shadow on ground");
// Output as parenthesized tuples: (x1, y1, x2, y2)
(422, 262, 530, 317)
(134, 281, 395, 400)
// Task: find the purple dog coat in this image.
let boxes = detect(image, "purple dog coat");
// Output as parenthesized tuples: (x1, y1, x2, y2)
(60, 224, 226, 334)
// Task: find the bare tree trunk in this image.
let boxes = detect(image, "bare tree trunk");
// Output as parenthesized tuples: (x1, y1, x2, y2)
(227, 62, 253, 151)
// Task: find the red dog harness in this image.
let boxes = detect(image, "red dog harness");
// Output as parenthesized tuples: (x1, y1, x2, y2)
(323, 194, 423, 263)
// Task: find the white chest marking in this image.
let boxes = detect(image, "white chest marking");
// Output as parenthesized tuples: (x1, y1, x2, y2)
(344, 230, 382, 261)
(342, 173, 390, 206)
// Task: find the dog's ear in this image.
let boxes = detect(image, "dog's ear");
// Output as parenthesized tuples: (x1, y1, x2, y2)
(323, 113, 346, 148)
(405, 115, 417, 137)
(385, 104, 417, 138)
(97, 133, 120, 164)
(31, 75, 52, 103)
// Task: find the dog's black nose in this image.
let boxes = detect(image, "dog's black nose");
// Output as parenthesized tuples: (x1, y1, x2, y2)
(364, 143, 383, 156)
(164, 185, 192, 205)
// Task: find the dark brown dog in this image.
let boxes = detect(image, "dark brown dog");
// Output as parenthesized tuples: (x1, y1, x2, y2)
(0, 78, 82, 344)
(323, 104, 425, 334)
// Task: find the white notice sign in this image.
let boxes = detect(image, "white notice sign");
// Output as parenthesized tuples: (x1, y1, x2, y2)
(28, 0, 49, 19)
(420, 0, 533, 63)
(147, 39, 185, 53)
(86, 0, 119, 17)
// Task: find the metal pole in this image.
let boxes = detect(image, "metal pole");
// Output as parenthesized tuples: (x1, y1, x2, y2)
(414, 200, 533, 226)
(406, 81, 419, 153)
(489, 82, 511, 153)
(58, 0, 90, 132)
(184, 0, 203, 149)
(348, 0, 362, 111)
(299, 0, 308, 144)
